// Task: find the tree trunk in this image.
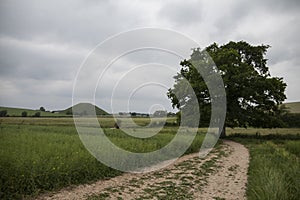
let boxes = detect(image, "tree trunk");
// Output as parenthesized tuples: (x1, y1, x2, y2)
(220, 126, 226, 138)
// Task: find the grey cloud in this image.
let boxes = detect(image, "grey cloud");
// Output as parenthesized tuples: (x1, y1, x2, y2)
(158, 0, 203, 26)
(0, 0, 144, 47)
(260, 0, 300, 13)
(0, 77, 73, 110)
(0, 0, 299, 111)
(0, 37, 84, 80)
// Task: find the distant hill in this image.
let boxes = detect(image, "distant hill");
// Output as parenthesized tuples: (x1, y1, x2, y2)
(282, 102, 300, 113)
(59, 103, 109, 116)
(0, 106, 65, 117)
(0, 103, 109, 117)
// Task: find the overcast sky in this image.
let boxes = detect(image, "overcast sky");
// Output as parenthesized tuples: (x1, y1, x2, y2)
(0, 0, 299, 113)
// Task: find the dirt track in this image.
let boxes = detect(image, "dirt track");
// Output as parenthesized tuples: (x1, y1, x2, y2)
(37, 140, 249, 200)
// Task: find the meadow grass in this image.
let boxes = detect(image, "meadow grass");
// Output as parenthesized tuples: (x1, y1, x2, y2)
(1, 117, 299, 199)
(0, 120, 203, 199)
(230, 137, 300, 200)
(0, 124, 121, 199)
(0, 117, 177, 128)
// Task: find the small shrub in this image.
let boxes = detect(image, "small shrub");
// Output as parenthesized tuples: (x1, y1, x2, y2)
(0, 110, 7, 117)
(33, 112, 41, 117)
(21, 111, 27, 117)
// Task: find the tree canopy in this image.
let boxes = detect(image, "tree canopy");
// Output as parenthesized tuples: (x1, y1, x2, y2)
(168, 41, 287, 137)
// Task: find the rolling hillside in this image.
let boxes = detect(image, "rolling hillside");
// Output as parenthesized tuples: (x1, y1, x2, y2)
(283, 102, 300, 113)
(0, 103, 109, 117)
(0, 106, 65, 117)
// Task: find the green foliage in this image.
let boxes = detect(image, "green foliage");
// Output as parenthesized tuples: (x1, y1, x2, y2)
(39, 107, 46, 112)
(0, 110, 8, 117)
(33, 112, 41, 117)
(168, 41, 287, 133)
(21, 111, 27, 117)
(281, 113, 300, 127)
(130, 112, 137, 116)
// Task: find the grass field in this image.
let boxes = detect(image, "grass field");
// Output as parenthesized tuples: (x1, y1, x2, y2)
(230, 137, 300, 200)
(1, 117, 300, 199)
(0, 117, 202, 199)
(0, 117, 177, 128)
(229, 128, 300, 200)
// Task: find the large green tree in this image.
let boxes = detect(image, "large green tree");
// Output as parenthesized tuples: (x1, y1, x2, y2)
(168, 41, 287, 137)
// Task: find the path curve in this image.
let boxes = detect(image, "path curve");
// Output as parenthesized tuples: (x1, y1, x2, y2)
(37, 140, 249, 200)
(196, 140, 249, 199)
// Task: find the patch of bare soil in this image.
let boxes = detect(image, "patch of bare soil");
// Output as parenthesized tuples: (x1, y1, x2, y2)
(36, 140, 249, 200)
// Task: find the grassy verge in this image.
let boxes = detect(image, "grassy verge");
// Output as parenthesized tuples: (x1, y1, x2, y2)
(0, 123, 204, 199)
(230, 136, 300, 200)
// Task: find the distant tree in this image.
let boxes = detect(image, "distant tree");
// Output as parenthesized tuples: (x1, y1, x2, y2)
(279, 105, 300, 127)
(0, 110, 8, 117)
(281, 113, 300, 127)
(39, 107, 46, 112)
(21, 111, 27, 117)
(33, 112, 41, 117)
(130, 112, 137, 117)
(168, 41, 287, 137)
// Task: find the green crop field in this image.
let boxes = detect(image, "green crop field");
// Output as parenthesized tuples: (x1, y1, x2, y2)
(0, 117, 203, 199)
(0, 117, 177, 128)
(1, 117, 300, 199)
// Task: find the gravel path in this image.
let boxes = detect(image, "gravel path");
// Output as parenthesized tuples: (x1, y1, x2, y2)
(37, 140, 249, 200)
(196, 140, 249, 199)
